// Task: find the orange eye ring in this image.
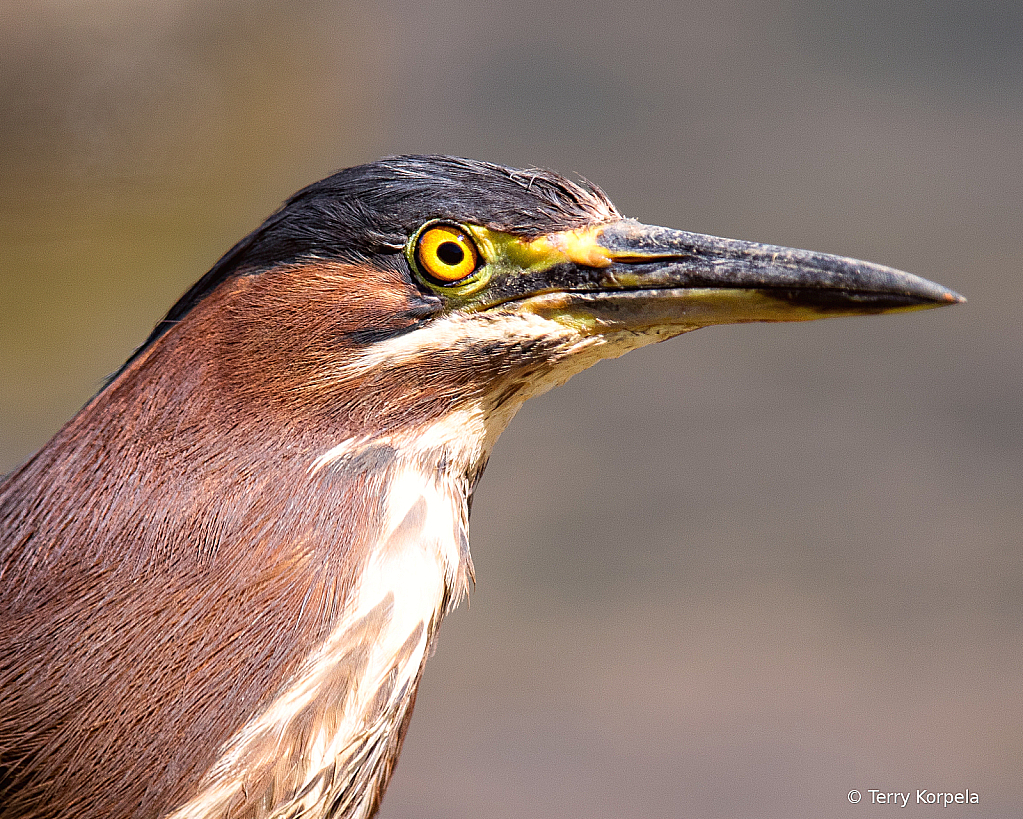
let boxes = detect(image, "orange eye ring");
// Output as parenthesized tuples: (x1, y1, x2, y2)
(414, 224, 480, 284)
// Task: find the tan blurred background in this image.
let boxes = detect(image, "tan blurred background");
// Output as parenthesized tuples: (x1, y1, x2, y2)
(1, 0, 1020, 816)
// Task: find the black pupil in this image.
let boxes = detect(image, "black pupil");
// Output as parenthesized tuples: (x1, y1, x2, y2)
(436, 241, 465, 266)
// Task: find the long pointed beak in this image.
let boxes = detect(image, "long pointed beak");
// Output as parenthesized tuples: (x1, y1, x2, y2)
(494, 219, 964, 335)
(598, 219, 962, 308)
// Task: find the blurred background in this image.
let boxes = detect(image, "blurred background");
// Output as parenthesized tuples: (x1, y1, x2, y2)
(1, 0, 1020, 816)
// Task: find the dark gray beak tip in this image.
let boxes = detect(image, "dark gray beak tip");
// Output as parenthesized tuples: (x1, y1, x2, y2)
(769, 283, 963, 316)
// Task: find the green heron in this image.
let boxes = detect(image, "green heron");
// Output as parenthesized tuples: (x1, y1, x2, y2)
(0, 156, 961, 818)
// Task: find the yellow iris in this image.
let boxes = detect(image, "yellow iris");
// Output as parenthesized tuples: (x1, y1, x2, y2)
(415, 224, 479, 284)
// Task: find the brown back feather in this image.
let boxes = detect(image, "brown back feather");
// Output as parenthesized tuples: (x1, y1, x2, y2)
(0, 261, 449, 818)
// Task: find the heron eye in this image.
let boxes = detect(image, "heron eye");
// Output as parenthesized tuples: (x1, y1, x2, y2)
(415, 225, 480, 284)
